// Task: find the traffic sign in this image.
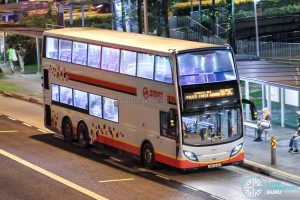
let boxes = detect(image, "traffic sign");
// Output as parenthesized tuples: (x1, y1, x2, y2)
(271, 139, 276, 149)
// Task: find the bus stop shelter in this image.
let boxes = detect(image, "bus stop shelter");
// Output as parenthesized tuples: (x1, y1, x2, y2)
(0, 25, 44, 73)
(237, 60, 300, 128)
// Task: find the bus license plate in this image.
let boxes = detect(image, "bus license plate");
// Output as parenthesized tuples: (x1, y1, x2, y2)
(208, 163, 222, 168)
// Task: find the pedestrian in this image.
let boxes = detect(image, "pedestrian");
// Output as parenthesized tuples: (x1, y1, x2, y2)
(6, 45, 15, 73)
(288, 118, 300, 153)
(254, 107, 271, 142)
(16, 44, 26, 72)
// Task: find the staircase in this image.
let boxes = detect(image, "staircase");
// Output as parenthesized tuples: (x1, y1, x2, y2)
(169, 15, 212, 42)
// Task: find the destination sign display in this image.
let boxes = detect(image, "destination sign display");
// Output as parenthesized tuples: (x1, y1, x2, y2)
(184, 88, 234, 101)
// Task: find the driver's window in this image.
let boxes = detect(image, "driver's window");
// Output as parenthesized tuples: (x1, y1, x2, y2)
(160, 111, 175, 139)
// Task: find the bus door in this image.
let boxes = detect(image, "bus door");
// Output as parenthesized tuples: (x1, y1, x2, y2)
(159, 109, 179, 157)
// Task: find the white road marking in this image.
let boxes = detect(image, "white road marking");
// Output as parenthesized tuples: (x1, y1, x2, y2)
(37, 129, 47, 133)
(137, 168, 151, 172)
(156, 174, 170, 180)
(22, 123, 32, 127)
(182, 184, 198, 191)
(0, 149, 108, 200)
(99, 178, 134, 183)
(0, 130, 18, 133)
(110, 157, 122, 162)
(8, 117, 16, 121)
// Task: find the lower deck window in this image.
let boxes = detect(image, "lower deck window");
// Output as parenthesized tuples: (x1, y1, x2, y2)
(60, 86, 73, 105)
(74, 89, 88, 109)
(89, 94, 102, 118)
(51, 84, 119, 123)
(52, 84, 59, 101)
(103, 97, 118, 122)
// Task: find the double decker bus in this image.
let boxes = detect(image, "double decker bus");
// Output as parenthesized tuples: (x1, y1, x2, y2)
(42, 28, 256, 169)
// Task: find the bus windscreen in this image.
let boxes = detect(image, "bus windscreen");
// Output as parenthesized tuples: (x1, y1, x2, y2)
(182, 108, 241, 146)
(177, 50, 236, 86)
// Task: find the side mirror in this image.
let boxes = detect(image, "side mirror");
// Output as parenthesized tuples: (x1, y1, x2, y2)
(169, 108, 177, 128)
(242, 99, 258, 120)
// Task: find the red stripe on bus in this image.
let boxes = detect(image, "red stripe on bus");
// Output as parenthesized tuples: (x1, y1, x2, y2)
(167, 95, 176, 105)
(96, 136, 140, 155)
(67, 73, 137, 96)
(95, 135, 243, 169)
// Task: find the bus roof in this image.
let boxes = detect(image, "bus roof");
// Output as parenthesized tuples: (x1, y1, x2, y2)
(44, 28, 223, 54)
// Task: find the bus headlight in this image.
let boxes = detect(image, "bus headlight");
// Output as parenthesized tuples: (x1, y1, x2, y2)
(183, 150, 198, 162)
(230, 143, 243, 157)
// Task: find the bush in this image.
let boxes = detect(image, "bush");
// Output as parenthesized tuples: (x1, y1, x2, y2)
(172, 2, 211, 16)
(236, 3, 300, 18)
(65, 14, 112, 29)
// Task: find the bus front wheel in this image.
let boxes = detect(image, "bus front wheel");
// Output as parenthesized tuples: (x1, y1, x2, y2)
(62, 118, 73, 142)
(77, 122, 89, 148)
(142, 143, 156, 169)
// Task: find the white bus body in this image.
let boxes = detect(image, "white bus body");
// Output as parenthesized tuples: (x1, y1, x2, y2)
(42, 28, 244, 169)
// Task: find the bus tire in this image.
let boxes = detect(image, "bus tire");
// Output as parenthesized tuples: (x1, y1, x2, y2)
(142, 142, 156, 169)
(62, 117, 73, 142)
(77, 122, 89, 148)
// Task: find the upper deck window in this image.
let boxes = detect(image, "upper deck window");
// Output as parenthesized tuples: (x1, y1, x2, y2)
(87, 44, 101, 68)
(46, 37, 58, 59)
(59, 39, 72, 62)
(120, 50, 137, 76)
(155, 56, 172, 83)
(177, 50, 236, 85)
(101, 47, 120, 72)
(72, 42, 87, 65)
(137, 53, 154, 80)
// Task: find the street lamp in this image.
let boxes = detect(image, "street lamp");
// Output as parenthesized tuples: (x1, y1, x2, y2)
(254, 0, 260, 57)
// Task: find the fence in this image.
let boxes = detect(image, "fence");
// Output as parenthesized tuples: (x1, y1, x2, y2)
(237, 40, 300, 63)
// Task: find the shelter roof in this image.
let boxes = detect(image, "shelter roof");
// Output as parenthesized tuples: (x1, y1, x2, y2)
(237, 60, 300, 90)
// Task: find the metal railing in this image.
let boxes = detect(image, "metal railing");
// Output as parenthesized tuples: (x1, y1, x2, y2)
(45, 24, 65, 29)
(237, 40, 300, 63)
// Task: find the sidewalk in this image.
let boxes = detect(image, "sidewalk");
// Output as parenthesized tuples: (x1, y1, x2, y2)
(0, 71, 299, 185)
(0, 66, 43, 104)
(243, 126, 300, 185)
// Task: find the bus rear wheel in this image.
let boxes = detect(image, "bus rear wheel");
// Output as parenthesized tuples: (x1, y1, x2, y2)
(142, 143, 156, 169)
(62, 118, 73, 142)
(77, 122, 89, 148)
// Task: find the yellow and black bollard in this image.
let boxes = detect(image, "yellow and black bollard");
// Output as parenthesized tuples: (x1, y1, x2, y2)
(271, 136, 276, 165)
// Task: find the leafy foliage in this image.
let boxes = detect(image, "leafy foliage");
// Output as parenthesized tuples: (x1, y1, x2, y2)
(64, 14, 112, 29)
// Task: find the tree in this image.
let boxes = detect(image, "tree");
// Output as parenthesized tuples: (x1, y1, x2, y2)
(121, 0, 127, 31)
(225, 0, 236, 53)
(137, 0, 143, 33)
(161, 0, 170, 37)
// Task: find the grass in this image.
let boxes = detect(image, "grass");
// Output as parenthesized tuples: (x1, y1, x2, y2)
(0, 83, 21, 93)
(24, 64, 39, 74)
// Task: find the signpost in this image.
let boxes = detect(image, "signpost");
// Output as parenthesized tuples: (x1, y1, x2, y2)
(271, 136, 276, 165)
